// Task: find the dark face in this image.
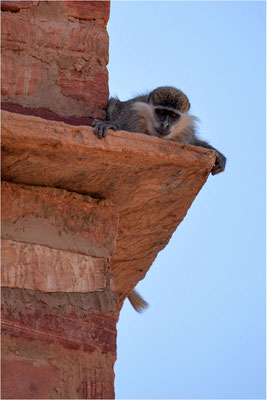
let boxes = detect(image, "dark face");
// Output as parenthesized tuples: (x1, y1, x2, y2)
(154, 107, 181, 136)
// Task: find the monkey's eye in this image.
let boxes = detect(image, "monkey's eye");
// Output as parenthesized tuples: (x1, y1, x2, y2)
(156, 109, 165, 116)
(169, 112, 179, 119)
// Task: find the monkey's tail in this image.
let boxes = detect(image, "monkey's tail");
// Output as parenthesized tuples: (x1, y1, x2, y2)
(128, 289, 149, 313)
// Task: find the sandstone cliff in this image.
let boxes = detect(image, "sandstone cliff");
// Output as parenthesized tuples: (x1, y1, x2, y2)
(1, 1, 216, 398)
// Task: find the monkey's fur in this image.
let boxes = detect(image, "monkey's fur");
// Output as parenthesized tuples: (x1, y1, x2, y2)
(93, 86, 226, 313)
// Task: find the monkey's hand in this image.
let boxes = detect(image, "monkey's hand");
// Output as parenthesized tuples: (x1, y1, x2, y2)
(211, 152, 226, 175)
(92, 120, 118, 139)
(192, 139, 226, 176)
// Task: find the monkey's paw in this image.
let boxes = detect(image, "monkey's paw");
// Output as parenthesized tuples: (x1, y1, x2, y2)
(92, 120, 118, 139)
(211, 152, 226, 175)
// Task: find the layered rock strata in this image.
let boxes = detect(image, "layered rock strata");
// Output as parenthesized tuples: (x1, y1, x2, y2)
(1, 110, 216, 398)
(1, 2, 217, 397)
(2, 110, 216, 300)
(1, 0, 110, 125)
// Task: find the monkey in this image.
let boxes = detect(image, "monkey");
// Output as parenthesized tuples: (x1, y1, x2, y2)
(93, 86, 226, 312)
(93, 86, 226, 176)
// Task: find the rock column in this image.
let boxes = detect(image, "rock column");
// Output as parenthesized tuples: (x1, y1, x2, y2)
(1, 2, 117, 398)
(1, 182, 119, 399)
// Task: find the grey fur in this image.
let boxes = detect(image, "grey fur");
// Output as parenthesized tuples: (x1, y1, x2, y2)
(106, 94, 150, 133)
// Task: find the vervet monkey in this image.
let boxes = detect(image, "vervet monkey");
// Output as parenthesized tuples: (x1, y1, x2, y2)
(93, 86, 226, 312)
(93, 86, 226, 175)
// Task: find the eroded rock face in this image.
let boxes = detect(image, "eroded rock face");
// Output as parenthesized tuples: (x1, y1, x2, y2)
(1, 162, 118, 399)
(1, 1, 39, 12)
(1, 110, 216, 398)
(1, 1, 110, 125)
(2, 111, 216, 305)
(1, 3, 217, 398)
(1, 181, 118, 294)
(2, 182, 118, 259)
(2, 288, 117, 399)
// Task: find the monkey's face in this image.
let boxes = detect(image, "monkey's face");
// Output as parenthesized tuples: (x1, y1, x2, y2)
(154, 107, 181, 137)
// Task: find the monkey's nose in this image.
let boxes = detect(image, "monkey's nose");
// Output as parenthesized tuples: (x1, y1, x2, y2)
(161, 122, 169, 129)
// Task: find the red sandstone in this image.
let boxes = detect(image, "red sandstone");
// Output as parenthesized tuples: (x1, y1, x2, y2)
(1, 1, 216, 398)
(2, 110, 216, 304)
(1, 1, 110, 122)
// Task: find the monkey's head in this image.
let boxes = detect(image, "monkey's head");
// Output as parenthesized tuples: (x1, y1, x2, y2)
(148, 87, 191, 137)
(148, 86, 191, 112)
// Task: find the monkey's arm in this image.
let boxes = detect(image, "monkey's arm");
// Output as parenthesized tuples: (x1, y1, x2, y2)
(93, 97, 123, 139)
(93, 97, 148, 139)
(191, 138, 226, 175)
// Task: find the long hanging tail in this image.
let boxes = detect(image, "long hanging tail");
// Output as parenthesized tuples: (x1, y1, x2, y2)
(128, 289, 149, 313)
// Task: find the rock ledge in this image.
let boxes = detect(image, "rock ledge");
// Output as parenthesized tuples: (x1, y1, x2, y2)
(2, 110, 216, 305)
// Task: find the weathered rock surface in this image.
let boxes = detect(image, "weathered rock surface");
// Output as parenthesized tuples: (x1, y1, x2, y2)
(2, 239, 112, 293)
(2, 110, 216, 305)
(2, 181, 118, 259)
(1, 2, 217, 398)
(2, 287, 117, 399)
(1, 1, 110, 125)
(1, 1, 39, 12)
(1, 149, 118, 398)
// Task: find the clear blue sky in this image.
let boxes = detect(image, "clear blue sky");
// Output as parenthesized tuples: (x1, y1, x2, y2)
(107, 1, 266, 399)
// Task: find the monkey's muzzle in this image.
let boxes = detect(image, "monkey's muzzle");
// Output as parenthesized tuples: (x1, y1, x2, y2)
(155, 127, 170, 137)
